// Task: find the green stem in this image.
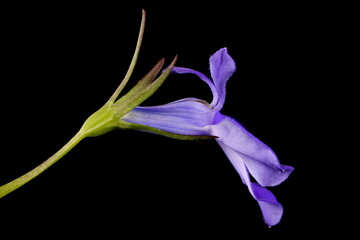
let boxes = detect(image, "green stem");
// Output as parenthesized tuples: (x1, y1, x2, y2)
(0, 131, 87, 198)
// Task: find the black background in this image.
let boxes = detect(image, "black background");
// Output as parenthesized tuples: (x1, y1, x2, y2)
(0, 2, 349, 238)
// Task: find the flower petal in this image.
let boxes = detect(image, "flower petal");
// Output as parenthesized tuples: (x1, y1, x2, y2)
(210, 114, 294, 186)
(249, 182, 284, 227)
(240, 153, 294, 187)
(218, 142, 283, 226)
(121, 99, 215, 136)
(209, 48, 236, 109)
(172, 67, 219, 107)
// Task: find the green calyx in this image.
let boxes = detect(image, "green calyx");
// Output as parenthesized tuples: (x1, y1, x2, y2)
(77, 9, 166, 137)
(79, 56, 177, 137)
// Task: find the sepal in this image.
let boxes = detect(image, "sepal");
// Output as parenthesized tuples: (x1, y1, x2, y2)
(114, 56, 178, 117)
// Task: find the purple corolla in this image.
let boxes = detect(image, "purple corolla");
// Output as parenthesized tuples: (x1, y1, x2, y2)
(122, 48, 294, 226)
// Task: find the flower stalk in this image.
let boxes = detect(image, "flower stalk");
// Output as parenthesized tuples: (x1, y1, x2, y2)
(0, 131, 86, 198)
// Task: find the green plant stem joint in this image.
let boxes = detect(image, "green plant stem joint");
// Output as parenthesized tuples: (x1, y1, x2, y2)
(0, 10, 214, 199)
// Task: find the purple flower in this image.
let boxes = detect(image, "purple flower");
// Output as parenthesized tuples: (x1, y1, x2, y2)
(121, 48, 294, 226)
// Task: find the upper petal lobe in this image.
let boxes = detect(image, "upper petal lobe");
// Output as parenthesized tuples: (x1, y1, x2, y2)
(209, 48, 236, 109)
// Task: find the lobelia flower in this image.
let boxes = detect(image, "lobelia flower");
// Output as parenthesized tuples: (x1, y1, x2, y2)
(121, 48, 294, 226)
(0, 9, 292, 227)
